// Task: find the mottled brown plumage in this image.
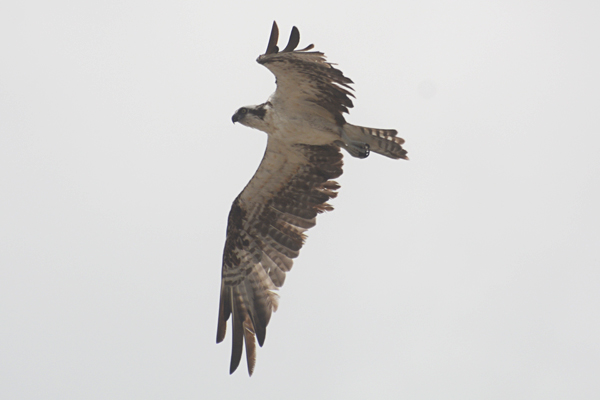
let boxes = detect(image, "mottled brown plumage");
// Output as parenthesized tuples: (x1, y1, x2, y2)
(218, 22, 407, 376)
(217, 141, 343, 375)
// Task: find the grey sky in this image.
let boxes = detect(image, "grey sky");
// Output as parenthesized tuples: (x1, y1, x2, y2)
(1, 1, 599, 399)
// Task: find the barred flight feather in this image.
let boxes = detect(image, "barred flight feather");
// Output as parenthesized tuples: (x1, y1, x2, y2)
(217, 138, 343, 376)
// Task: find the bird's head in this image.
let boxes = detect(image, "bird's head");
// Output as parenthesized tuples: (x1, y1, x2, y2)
(231, 102, 270, 132)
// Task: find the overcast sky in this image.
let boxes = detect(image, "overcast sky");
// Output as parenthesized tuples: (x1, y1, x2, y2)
(1, 1, 599, 399)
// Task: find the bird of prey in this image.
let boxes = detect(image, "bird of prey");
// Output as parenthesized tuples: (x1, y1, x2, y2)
(217, 22, 407, 376)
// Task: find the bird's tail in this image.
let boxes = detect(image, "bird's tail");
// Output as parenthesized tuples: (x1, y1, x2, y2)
(341, 124, 408, 160)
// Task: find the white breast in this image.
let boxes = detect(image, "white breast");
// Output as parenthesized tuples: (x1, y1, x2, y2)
(266, 97, 341, 146)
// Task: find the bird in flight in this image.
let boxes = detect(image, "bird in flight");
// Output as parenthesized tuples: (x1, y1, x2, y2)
(217, 22, 408, 376)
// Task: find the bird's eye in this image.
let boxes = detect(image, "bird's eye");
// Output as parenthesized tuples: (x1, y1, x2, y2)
(240, 108, 247, 114)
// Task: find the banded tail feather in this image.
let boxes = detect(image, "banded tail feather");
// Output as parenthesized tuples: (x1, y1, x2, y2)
(343, 124, 408, 160)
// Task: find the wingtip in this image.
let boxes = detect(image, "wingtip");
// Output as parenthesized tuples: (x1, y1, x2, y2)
(265, 21, 279, 55)
(229, 362, 240, 375)
(282, 25, 300, 53)
(216, 308, 227, 343)
(243, 316, 257, 376)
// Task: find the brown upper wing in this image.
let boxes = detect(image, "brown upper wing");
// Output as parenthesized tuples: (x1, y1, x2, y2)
(257, 22, 355, 126)
(217, 138, 344, 375)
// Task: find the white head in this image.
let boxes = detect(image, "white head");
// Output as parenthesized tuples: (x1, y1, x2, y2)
(231, 102, 272, 132)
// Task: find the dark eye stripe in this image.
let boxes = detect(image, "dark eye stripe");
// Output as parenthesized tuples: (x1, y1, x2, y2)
(248, 107, 266, 119)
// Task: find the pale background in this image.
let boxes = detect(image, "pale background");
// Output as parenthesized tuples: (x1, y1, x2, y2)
(1, 1, 599, 399)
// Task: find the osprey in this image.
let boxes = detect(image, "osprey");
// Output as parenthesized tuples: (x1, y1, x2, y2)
(217, 22, 407, 376)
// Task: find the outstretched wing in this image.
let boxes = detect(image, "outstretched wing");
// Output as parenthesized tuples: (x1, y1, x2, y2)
(257, 22, 355, 125)
(217, 138, 343, 375)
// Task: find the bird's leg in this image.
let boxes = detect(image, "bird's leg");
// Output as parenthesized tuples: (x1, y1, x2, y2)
(337, 130, 370, 159)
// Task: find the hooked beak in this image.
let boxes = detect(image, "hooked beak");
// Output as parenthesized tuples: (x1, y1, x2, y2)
(231, 112, 239, 124)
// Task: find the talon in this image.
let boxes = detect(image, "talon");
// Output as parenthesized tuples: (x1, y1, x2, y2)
(340, 131, 370, 159)
(359, 144, 370, 159)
